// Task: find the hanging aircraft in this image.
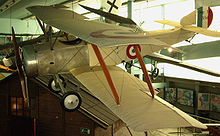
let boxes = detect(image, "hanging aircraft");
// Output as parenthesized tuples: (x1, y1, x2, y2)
(79, 4, 220, 78)
(3, 4, 220, 131)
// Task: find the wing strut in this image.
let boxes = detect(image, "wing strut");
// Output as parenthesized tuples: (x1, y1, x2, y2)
(133, 44, 154, 98)
(36, 17, 48, 38)
(91, 44, 120, 105)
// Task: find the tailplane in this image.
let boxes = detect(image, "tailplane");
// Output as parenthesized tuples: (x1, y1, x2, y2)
(156, 7, 220, 37)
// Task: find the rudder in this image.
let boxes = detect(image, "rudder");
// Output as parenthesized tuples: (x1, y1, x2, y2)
(180, 6, 213, 28)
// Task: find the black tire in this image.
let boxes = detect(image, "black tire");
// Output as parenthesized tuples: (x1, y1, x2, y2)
(61, 91, 82, 112)
(125, 61, 133, 70)
(151, 67, 159, 80)
(48, 75, 66, 93)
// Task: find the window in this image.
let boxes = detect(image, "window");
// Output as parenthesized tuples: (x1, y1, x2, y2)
(10, 97, 24, 116)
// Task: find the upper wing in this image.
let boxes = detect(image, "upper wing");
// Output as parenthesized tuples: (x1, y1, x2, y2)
(70, 66, 207, 131)
(27, 6, 168, 47)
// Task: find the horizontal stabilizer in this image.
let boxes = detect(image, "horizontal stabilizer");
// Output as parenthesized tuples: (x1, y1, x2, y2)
(155, 20, 181, 27)
(183, 26, 220, 37)
(71, 66, 207, 131)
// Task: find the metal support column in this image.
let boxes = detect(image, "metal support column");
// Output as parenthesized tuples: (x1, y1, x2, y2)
(161, 4, 165, 29)
(128, 0, 133, 19)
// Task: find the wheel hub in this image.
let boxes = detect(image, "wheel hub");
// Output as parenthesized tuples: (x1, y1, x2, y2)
(64, 95, 79, 110)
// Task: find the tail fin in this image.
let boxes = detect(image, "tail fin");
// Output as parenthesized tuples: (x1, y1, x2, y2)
(155, 7, 220, 37)
(180, 6, 213, 28)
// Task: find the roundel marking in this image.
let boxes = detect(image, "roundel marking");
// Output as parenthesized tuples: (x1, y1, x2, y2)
(126, 44, 141, 59)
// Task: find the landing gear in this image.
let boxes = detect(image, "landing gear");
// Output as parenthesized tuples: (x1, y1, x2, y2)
(48, 75, 66, 93)
(151, 67, 159, 80)
(151, 61, 159, 80)
(61, 91, 82, 112)
(125, 61, 133, 70)
(48, 74, 82, 112)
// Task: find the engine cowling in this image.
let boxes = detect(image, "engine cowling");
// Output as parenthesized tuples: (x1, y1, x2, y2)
(22, 44, 89, 77)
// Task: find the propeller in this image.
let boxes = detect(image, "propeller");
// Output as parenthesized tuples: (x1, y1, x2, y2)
(0, 64, 16, 72)
(12, 27, 29, 107)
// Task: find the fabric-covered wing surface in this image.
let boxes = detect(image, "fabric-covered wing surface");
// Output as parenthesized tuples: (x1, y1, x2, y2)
(70, 66, 207, 131)
(88, 44, 168, 66)
(27, 6, 168, 47)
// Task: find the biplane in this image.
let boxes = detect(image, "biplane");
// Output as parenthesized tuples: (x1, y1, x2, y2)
(4, 4, 220, 131)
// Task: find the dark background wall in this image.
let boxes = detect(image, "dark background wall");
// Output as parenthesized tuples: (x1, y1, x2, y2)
(0, 74, 100, 136)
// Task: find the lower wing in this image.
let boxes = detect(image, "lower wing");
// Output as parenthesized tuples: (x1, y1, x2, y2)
(70, 66, 207, 131)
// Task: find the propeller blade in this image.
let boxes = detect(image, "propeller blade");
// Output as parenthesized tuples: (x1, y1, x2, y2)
(12, 27, 29, 106)
(0, 64, 16, 72)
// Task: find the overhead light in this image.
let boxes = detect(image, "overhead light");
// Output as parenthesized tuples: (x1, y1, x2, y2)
(168, 47, 173, 53)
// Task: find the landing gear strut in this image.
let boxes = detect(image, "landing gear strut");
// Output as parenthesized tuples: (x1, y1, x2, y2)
(48, 75, 66, 93)
(48, 74, 82, 112)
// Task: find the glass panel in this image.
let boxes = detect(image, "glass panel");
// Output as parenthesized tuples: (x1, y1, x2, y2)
(10, 97, 24, 116)
(17, 98, 23, 116)
(10, 97, 17, 116)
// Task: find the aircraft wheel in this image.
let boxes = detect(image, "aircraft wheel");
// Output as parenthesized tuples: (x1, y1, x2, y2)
(61, 91, 82, 112)
(48, 75, 66, 93)
(151, 67, 159, 80)
(125, 61, 133, 70)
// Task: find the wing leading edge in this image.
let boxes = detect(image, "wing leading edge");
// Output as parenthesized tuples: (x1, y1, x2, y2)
(70, 66, 207, 131)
